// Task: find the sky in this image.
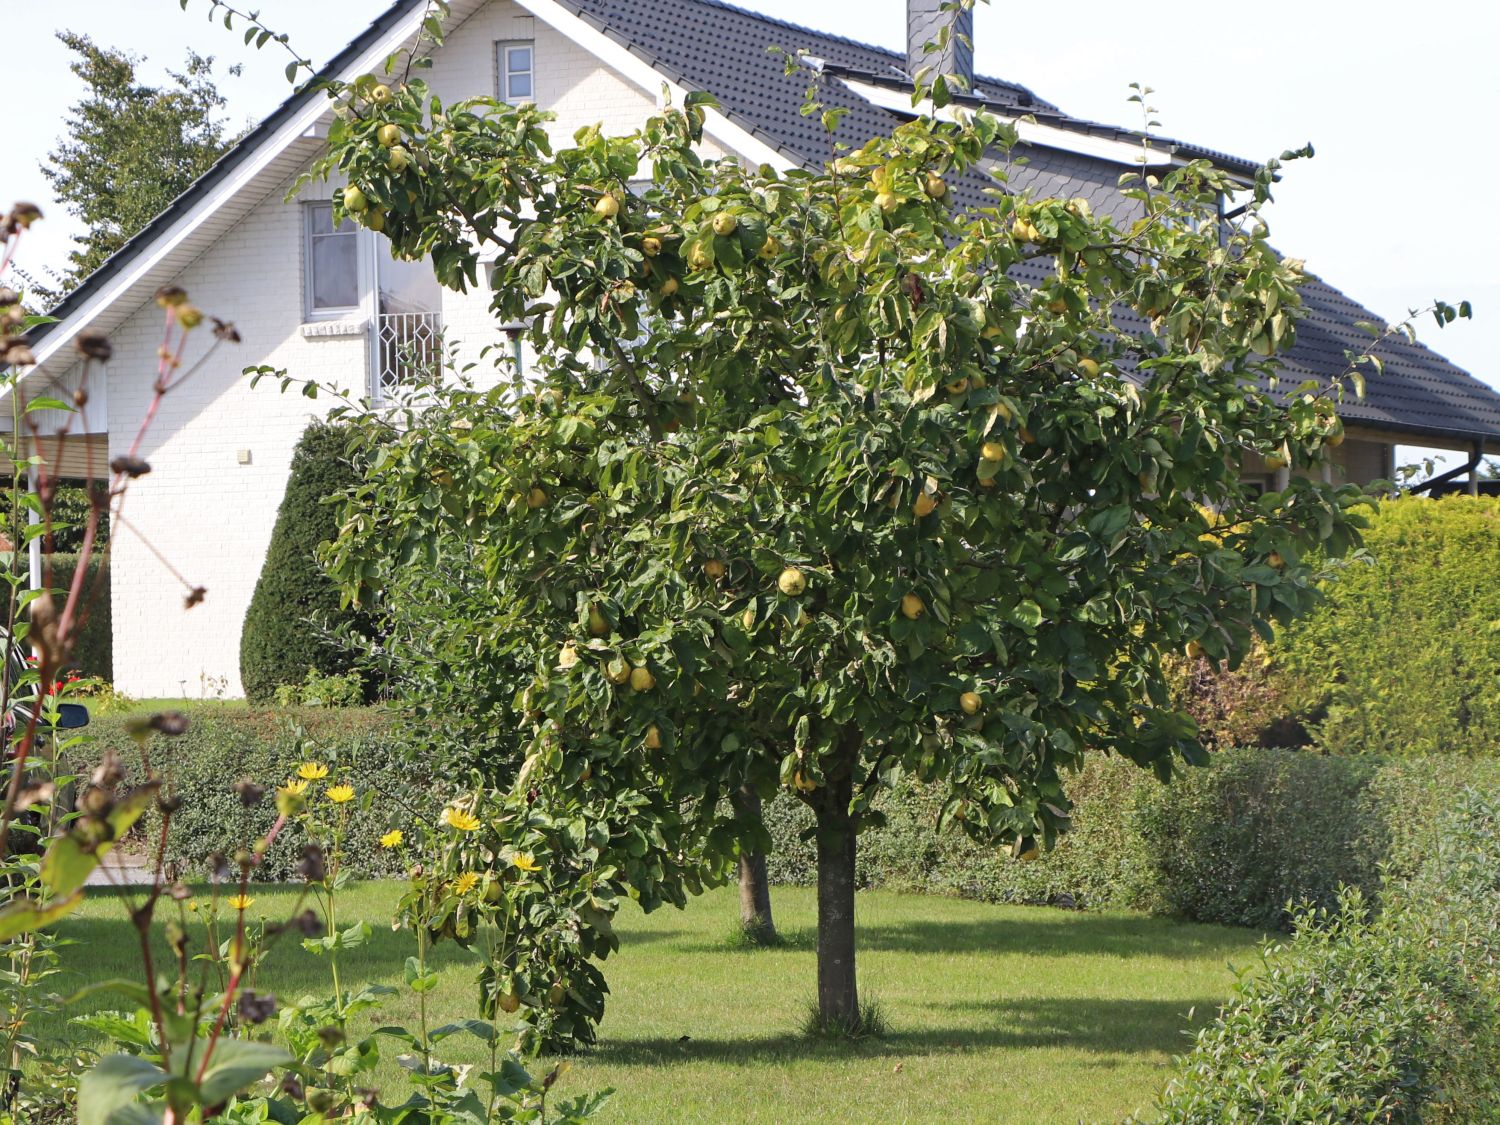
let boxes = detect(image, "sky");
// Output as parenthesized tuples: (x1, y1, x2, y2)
(7, 0, 1497, 467)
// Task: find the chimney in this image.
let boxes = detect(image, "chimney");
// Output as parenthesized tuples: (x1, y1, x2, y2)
(906, 0, 974, 89)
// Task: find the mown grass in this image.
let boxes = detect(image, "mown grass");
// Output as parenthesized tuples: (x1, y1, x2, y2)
(47, 883, 1261, 1122)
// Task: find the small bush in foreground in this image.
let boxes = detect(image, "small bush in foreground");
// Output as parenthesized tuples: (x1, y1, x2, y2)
(1156, 789, 1500, 1122)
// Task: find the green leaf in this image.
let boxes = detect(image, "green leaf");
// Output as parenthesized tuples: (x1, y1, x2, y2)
(78, 1054, 166, 1125)
(0, 890, 84, 941)
(197, 1038, 292, 1103)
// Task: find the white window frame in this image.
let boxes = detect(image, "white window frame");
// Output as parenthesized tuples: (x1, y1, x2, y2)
(302, 201, 365, 321)
(497, 40, 535, 104)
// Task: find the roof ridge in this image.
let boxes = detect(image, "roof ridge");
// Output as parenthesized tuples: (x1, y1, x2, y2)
(640, 0, 1040, 100)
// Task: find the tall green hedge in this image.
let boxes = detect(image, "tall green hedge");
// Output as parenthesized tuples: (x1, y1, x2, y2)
(1178, 496, 1500, 755)
(53, 551, 111, 681)
(764, 749, 1500, 931)
(239, 423, 370, 703)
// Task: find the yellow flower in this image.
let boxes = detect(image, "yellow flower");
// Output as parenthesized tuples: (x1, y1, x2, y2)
(227, 894, 255, 911)
(282, 779, 309, 797)
(442, 807, 481, 832)
(454, 872, 479, 896)
(511, 852, 540, 874)
(379, 829, 404, 849)
(297, 762, 329, 780)
(327, 784, 355, 804)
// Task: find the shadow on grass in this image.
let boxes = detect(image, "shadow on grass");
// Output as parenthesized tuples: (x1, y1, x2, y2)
(588, 996, 1221, 1066)
(852, 912, 1258, 961)
(674, 911, 1254, 961)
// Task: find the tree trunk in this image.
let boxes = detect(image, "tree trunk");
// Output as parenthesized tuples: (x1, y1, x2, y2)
(732, 784, 777, 944)
(813, 767, 858, 1029)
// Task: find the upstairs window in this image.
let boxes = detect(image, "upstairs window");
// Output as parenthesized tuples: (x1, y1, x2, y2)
(498, 41, 534, 103)
(304, 202, 358, 316)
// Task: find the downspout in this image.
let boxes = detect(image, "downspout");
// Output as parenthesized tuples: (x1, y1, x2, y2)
(26, 471, 39, 594)
(1408, 439, 1484, 496)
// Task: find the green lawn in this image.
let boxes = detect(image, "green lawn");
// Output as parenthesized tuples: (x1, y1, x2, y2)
(48, 884, 1260, 1123)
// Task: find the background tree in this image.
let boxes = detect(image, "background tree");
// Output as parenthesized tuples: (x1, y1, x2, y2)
(41, 33, 239, 296)
(307, 70, 1391, 1035)
(240, 421, 373, 703)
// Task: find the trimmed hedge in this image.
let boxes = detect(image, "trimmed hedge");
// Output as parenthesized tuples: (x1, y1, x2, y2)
(1181, 496, 1500, 755)
(239, 423, 372, 704)
(86, 706, 422, 881)
(1156, 789, 1500, 1121)
(765, 749, 1500, 931)
(52, 551, 111, 681)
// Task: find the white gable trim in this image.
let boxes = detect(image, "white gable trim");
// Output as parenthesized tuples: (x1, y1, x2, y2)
(28, 3, 433, 377)
(518, 0, 800, 174)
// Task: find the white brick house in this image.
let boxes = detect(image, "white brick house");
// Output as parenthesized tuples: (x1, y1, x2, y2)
(12, 0, 1500, 698)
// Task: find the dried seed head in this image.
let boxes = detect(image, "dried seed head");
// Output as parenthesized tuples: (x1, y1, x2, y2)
(317, 1024, 345, 1048)
(154, 285, 187, 309)
(296, 844, 327, 883)
(292, 908, 323, 937)
(168, 882, 192, 901)
(3, 343, 36, 367)
(90, 751, 124, 791)
(176, 305, 204, 330)
(234, 779, 266, 807)
(14, 781, 55, 812)
(211, 318, 241, 343)
(9, 202, 42, 229)
(184, 586, 207, 609)
(208, 851, 232, 880)
(156, 792, 184, 815)
(148, 711, 189, 736)
(238, 990, 277, 1025)
(0, 288, 19, 307)
(110, 455, 152, 479)
(73, 387, 90, 408)
(75, 330, 113, 361)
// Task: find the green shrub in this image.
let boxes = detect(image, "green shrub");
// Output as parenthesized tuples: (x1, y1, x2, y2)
(272, 666, 366, 708)
(1156, 790, 1500, 1122)
(52, 551, 111, 680)
(764, 749, 1500, 930)
(85, 706, 423, 880)
(239, 423, 373, 704)
(1178, 496, 1500, 755)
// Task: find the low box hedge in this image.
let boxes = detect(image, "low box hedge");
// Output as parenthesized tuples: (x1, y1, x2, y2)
(84, 705, 424, 881)
(764, 748, 1500, 931)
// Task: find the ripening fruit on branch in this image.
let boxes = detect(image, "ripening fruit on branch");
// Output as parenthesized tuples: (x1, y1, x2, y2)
(1184, 640, 1205, 659)
(659, 276, 679, 296)
(604, 658, 631, 685)
(980, 441, 1006, 464)
(875, 191, 899, 214)
(370, 83, 393, 106)
(377, 123, 401, 147)
(588, 606, 609, 636)
(645, 725, 662, 749)
(594, 194, 620, 220)
(793, 770, 818, 793)
(642, 236, 662, 257)
(959, 691, 982, 715)
(901, 593, 926, 620)
(1077, 357, 1100, 378)
(629, 666, 656, 692)
(526, 487, 548, 509)
(1263, 453, 1288, 471)
(387, 147, 411, 172)
(777, 568, 806, 596)
(741, 606, 756, 630)
(498, 989, 521, 1013)
(689, 245, 712, 271)
(711, 212, 737, 236)
(924, 173, 947, 199)
(1267, 552, 1285, 570)
(342, 185, 369, 213)
(913, 491, 938, 518)
(945, 378, 969, 395)
(366, 210, 386, 233)
(704, 558, 726, 580)
(558, 643, 580, 669)
(759, 236, 779, 259)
